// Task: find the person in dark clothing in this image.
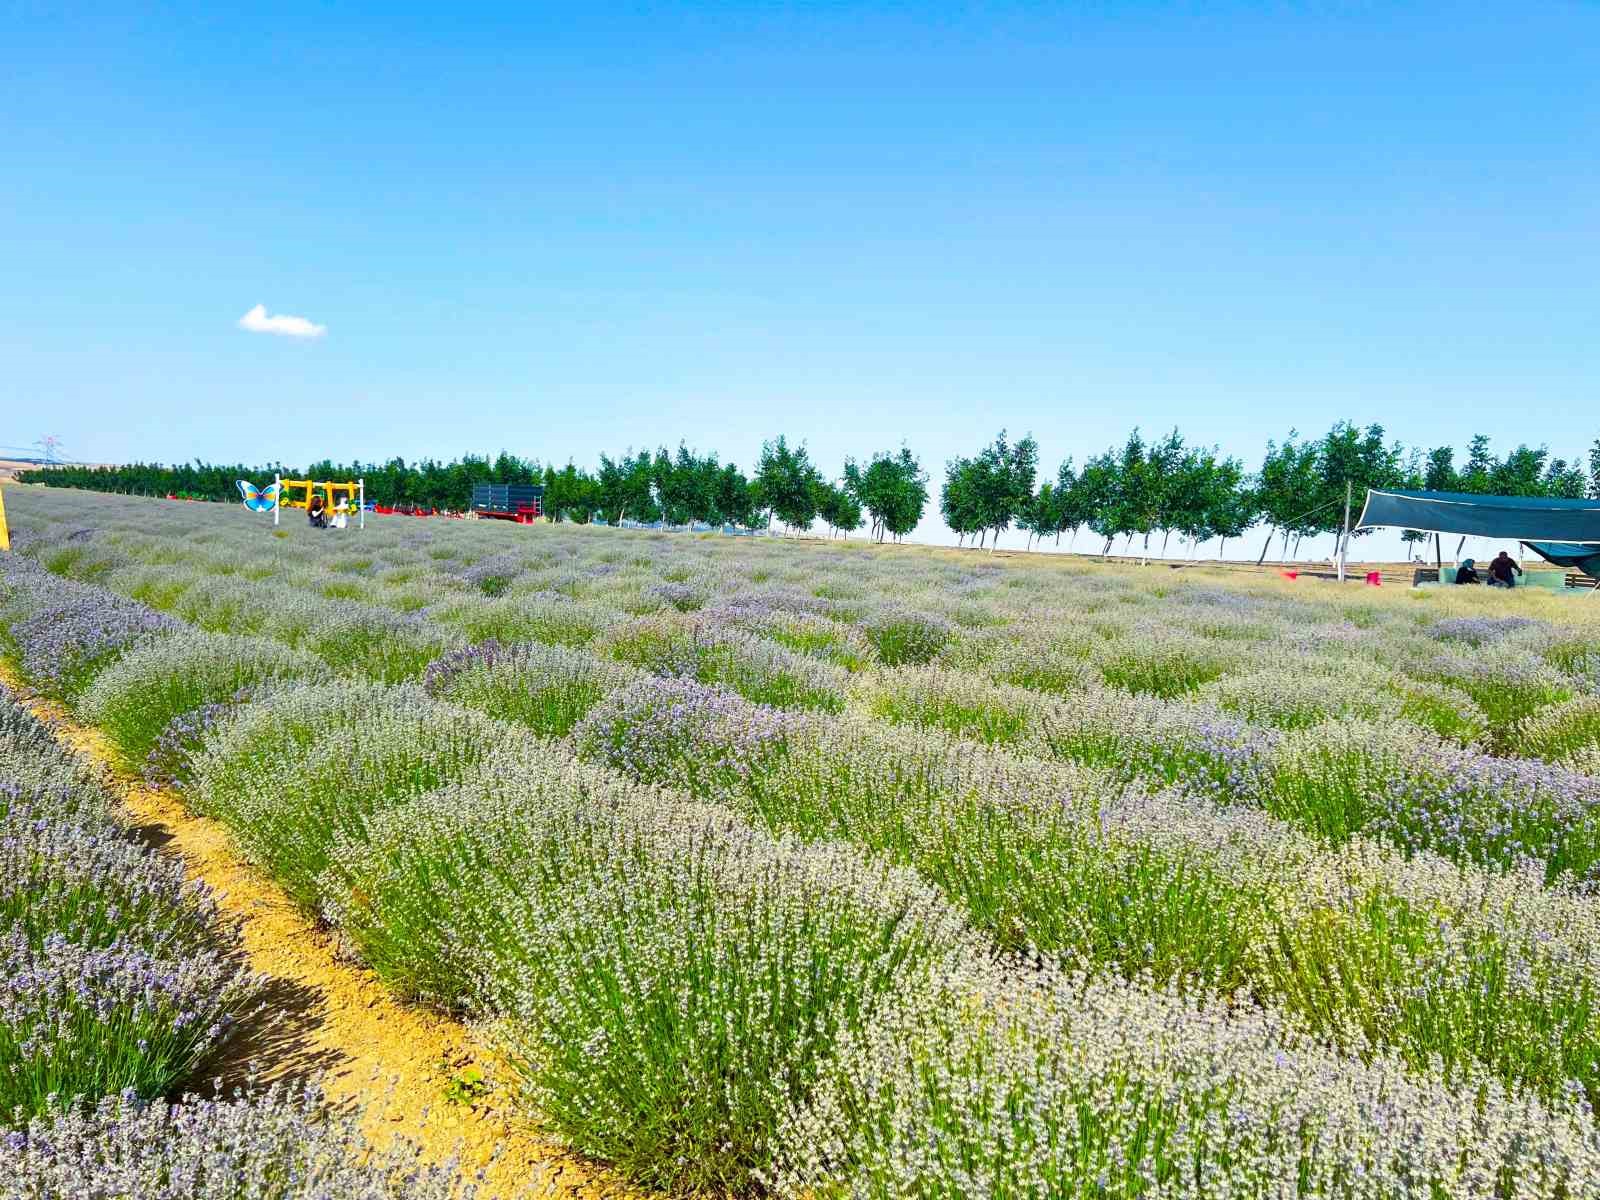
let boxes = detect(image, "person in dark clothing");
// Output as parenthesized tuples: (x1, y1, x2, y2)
(1454, 558, 1480, 584)
(308, 493, 328, 528)
(1488, 550, 1523, 588)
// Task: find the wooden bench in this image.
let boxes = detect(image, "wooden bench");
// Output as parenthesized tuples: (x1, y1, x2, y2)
(1419, 566, 1579, 590)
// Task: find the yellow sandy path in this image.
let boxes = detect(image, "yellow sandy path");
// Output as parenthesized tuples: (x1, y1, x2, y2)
(0, 662, 638, 1200)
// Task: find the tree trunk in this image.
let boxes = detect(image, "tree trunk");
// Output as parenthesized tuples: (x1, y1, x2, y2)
(1102, 536, 1113, 558)
(1257, 530, 1274, 566)
(1292, 533, 1302, 561)
(1219, 537, 1226, 560)
(1455, 535, 1466, 564)
(1160, 529, 1171, 559)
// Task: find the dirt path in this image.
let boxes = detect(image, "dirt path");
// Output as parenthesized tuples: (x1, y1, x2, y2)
(0, 663, 636, 1200)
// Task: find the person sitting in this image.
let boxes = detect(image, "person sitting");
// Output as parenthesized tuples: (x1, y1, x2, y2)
(1488, 550, 1523, 588)
(308, 494, 329, 528)
(1453, 558, 1480, 584)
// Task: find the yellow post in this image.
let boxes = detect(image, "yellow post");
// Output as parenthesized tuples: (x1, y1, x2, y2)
(0, 480, 9, 552)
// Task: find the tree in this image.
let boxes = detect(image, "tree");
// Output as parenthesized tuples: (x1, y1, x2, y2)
(1460, 435, 1496, 493)
(1144, 429, 1189, 559)
(1316, 421, 1403, 561)
(596, 451, 660, 525)
(940, 457, 985, 547)
(1423, 446, 1459, 493)
(1105, 430, 1159, 559)
(1020, 482, 1057, 551)
(1253, 432, 1321, 563)
(1204, 461, 1255, 559)
(814, 480, 863, 538)
(752, 436, 822, 533)
(1491, 445, 1550, 497)
(961, 430, 1038, 550)
(845, 447, 928, 543)
(1393, 450, 1429, 558)
(715, 463, 756, 528)
(1066, 451, 1119, 557)
(1545, 456, 1588, 500)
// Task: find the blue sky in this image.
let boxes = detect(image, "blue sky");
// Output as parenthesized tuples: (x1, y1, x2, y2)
(4, 2, 1598, 551)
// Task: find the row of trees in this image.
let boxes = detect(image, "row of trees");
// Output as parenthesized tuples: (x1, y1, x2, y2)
(939, 428, 1253, 556)
(22, 428, 1600, 558)
(18, 441, 930, 544)
(942, 424, 1599, 560)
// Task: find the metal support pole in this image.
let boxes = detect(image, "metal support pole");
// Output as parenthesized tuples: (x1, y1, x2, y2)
(274, 472, 281, 527)
(1338, 481, 1351, 583)
(359, 479, 365, 529)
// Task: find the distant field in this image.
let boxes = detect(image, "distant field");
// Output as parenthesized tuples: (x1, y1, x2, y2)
(6, 483, 1600, 1197)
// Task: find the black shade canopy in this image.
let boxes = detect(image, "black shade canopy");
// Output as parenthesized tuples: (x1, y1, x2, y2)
(1358, 489, 1600, 544)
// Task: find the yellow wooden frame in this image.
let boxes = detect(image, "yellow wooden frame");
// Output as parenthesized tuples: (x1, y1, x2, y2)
(279, 479, 360, 511)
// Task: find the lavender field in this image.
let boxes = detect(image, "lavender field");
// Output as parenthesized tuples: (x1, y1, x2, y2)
(8, 484, 1600, 1197)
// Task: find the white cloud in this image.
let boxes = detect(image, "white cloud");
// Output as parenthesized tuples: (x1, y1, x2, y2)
(237, 304, 326, 339)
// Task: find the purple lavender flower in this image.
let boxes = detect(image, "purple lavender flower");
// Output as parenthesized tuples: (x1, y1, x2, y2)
(455, 552, 526, 596)
(142, 688, 254, 790)
(0, 1078, 473, 1197)
(861, 608, 954, 667)
(1427, 615, 1545, 646)
(646, 581, 706, 612)
(0, 555, 180, 697)
(575, 676, 805, 798)
(0, 930, 255, 1118)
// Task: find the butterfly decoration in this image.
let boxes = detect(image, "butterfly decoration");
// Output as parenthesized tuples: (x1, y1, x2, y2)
(237, 480, 282, 512)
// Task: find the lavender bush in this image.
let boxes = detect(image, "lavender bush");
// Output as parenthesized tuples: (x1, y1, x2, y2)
(601, 613, 849, 711)
(79, 631, 329, 763)
(859, 607, 953, 666)
(0, 933, 254, 1119)
(0, 1080, 477, 1199)
(1268, 718, 1600, 886)
(775, 959, 1600, 1199)
(0, 691, 113, 827)
(0, 555, 180, 698)
(429, 592, 623, 648)
(0, 811, 226, 960)
(186, 683, 507, 911)
(330, 762, 973, 1195)
(1516, 693, 1600, 763)
(574, 676, 804, 799)
(422, 639, 640, 737)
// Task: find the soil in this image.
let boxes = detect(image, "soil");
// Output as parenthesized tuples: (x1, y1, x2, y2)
(0, 662, 638, 1200)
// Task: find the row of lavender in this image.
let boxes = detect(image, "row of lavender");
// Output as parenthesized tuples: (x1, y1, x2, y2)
(18, 486, 1600, 758)
(0, 640, 474, 1197)
(0, 675, 252, 1119)
(26, 481, 1600, 897)
(6, 488, 1600, 1193)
